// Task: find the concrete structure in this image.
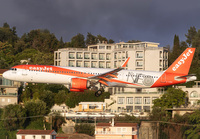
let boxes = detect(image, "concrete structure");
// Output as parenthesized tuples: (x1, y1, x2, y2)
(166, 108, 195, 118)
(16, 130, 57, 139)
(95, 120, 138, 139)
(139, 121, 159, 139)
(54, 41, 168, 72)
(0, 69, 20, 107)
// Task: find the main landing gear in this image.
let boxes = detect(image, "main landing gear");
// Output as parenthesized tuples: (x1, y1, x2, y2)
(95, 90, 102, 97)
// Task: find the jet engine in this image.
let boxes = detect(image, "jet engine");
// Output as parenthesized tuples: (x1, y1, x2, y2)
(69, 78, 90, 92)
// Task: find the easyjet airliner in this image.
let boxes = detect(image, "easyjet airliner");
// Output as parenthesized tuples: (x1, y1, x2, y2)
(3, 48, 197, 96)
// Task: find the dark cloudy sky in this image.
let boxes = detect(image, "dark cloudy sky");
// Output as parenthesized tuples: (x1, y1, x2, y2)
(0, 0, 200, 47)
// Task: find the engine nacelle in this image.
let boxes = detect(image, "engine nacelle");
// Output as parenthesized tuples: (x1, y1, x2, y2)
(69, 78, 90, 92)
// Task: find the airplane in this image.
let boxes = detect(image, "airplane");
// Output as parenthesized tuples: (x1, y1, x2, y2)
(3, 48, 197, 97)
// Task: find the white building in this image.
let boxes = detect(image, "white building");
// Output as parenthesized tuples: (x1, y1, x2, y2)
(16, 130, 57, 139)
(177, 81, 200, 107)
(54, 41, 168, 72)
(95, 120, 138, 139)
(105, 90, 161, 113)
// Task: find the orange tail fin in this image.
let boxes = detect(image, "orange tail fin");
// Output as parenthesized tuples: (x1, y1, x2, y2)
(165, 48, 195, 75)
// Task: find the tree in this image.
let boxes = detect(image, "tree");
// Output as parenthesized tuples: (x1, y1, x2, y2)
(190, 29, 200, 80)
(51, 113, 65, 132)
(44, 84, 68, 94)
(96, 34, 108, 43)
(24, 99, 47, 117)
(114, 114, 139, 123)
(185, 26, 197, 46)
(54, 90, 68, 105)
(168, 35, 181, 65)
(3, 104, 27, 131)
(65, 91, 110, 108)
(153, 88, 186, 108)
(108, 39, 115, 44)
(71, 33, 85, 48)
(149, 107, 170, 121)
(74, 123, 95, 136)
(86, 32, 97, 45)
(39, 90, 55, 110)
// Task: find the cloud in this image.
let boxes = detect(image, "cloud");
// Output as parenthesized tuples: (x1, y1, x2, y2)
(0, 0, 200, 46)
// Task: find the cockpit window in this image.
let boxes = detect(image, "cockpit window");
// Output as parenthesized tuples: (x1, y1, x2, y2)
(10, 68, 17, 71)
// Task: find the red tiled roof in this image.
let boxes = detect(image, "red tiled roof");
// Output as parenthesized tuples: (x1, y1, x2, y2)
(114, 123, 138, 127)
(17, 130, 56, 135)
(96, 123, 111, 126)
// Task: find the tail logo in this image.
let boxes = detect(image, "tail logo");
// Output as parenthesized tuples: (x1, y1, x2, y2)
(172, 49, 193, 71)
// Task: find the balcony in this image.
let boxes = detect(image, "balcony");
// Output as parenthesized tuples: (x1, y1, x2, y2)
(95, 131, 137, 135)
(0, 93, 18, 96)
(84, 57, 90, 59)
(77, 57, 83, 59)
(69, 56, 75, 59)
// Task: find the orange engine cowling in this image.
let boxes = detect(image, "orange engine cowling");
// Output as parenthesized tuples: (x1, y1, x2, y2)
(70, 78, 90, 92)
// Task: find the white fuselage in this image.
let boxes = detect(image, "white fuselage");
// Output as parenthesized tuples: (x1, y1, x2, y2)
(3, 66, 163, 88)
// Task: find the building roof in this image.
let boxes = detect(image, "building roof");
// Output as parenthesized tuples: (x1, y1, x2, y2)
(0, 69, 8, 75)
(17, 130, 56, 135)
(96, 123, 111, 127)
(114, 123, 138, 127)
(96, 123, 138, 127)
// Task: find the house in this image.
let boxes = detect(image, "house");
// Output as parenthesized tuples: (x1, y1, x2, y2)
(95, 119, 138, 139)
(0, 69, 20, 107)
(16, 130, 57, 139)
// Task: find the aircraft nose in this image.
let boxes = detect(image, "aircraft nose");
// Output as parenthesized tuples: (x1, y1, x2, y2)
(3, 71, 10, 79)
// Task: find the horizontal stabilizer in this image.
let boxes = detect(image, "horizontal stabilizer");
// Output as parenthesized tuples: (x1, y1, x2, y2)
(176, 74, 196, 79)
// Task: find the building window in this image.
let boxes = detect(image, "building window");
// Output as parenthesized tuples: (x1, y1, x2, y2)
(136, 51, 143, 58)
(160, 51, 162, 58)
(122, 127, 127, 132)
(99, 53, 105, 60)
(126, 106, 133, 112)
(144, 97, 150, 104)
(69, 52, 75, 59)
(135, 97, 142, 104)
(42, 136, 45, 139)
(127, 97, 133, 104)
(190, 91, 199, 98)
(118, 97, 125, 104)
(107, 46, 111, 50)
(99, 46, 105, 49)
(136, 60, 143, 67)
(117, 128, 121, 133)
(143, 106, 150, 112)
(135, 106, 142, 111)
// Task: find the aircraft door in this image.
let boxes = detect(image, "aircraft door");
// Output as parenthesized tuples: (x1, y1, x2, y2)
(22, 65, 28, 76)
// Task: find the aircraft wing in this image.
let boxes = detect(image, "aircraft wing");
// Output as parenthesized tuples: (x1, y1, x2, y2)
(88, 57, 130, 86)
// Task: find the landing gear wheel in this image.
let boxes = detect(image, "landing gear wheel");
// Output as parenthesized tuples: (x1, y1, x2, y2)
(95, 90, 102, 97)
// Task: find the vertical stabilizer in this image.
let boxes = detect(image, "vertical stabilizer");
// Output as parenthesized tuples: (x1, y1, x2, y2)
(165, 48, 195, 75)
